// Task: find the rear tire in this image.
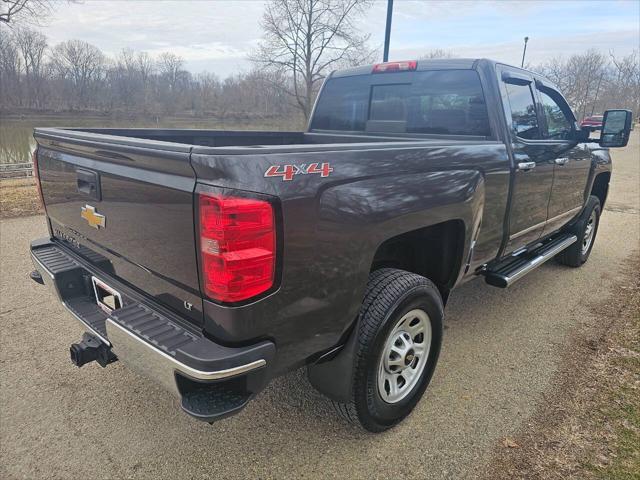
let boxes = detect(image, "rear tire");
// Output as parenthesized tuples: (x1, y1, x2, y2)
(333, 268, 443, 432)
(556, 195, 601, 267)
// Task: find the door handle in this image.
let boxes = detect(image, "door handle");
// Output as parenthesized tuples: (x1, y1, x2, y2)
(517, 161, 536, 171)
(76, 168, 101, 201)
(554, 157, 570, 166)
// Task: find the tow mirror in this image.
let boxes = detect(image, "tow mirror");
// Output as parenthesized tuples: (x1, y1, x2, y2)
(600, 109, 632, 148)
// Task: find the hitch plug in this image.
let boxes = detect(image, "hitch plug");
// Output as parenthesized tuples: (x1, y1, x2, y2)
(70, 332, 117, 368)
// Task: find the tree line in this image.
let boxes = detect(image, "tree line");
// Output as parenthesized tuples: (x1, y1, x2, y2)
(1, 24, 638, 122)
(532, 49, 639, 121)
(0, 25, 300, 122)
(1, 0, 376, 123)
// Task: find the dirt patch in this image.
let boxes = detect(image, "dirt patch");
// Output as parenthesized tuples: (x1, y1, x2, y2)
(0, 178, 42, 219)
(483, 253, 640, 479)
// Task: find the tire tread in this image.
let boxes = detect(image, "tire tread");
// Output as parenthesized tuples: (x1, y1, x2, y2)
(332, 268, 443, 431)
(556, 195, 600, 267)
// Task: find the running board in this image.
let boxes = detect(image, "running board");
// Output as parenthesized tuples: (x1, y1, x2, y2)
(483, 234, 577, 288)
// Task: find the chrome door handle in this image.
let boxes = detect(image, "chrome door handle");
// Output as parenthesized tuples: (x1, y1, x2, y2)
(517, 161, 536, 171)
(554, 157, 570, 165)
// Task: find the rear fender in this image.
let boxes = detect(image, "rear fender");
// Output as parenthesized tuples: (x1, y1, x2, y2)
(318, 169, 485, 306)
(309, 171, 484, 400)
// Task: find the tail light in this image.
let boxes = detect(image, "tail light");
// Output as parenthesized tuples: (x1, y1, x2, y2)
(372, 60, 417, 73)
(32, 149, 45, 209)
(199, 193, 275, 303)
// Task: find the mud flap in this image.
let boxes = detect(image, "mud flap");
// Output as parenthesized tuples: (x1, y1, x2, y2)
(307, 322, 359, 403)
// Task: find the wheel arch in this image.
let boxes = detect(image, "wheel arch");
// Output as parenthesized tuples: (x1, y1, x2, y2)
(590, 171, 611, 209)
(368, 219, 467, 303)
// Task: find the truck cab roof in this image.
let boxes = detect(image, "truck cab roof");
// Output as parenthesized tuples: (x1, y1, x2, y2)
(331, 58, 543, 80)
(332, 58, 489, 78)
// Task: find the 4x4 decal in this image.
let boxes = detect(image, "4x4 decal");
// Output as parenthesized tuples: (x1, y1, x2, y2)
(264, 163, 333, 181)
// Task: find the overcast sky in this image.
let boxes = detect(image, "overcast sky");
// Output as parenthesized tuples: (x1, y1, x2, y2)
(37, 0, 640, 77)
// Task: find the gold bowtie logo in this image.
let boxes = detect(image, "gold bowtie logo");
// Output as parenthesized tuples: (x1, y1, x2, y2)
(81, 205, 106, 229)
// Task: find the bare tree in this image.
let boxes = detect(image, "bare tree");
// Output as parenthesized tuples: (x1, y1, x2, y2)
(136, 51, 155, 111)
(156, 52, 187, 113)
(111, 48, 138, 106)
(12, 26, 47, 107)
(157, 52, 184, 92)
(137, 51, 154, 87)
(0, 27, 23, 107)
(607, 50, 640, 117)
(535, 49, 608, 120)
(252, 0, 373, 120)
(52, 39, 104, 108)
(192, 71, 220, 115)
(0, 0, 73, 25)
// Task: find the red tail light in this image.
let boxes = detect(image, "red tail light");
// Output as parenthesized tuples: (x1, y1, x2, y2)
(31, 149, 45, 209)
(372, 60, 417, 73)
(199, 193, 275, 303)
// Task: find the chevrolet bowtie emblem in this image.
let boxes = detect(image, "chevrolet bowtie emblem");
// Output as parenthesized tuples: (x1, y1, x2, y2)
(81, 205, 106, 229)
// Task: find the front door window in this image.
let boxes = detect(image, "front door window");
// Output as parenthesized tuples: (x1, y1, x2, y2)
(538, 90, 573, 140)
(504, 83, 540, 140)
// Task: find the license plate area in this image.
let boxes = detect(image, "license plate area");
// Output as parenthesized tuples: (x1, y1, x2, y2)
(91, 276, 123, 314)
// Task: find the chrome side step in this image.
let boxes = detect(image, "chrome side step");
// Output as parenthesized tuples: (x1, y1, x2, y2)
(483, 234, 577, 288)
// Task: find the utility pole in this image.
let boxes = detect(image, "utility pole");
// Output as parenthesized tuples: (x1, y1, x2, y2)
(521, 36, 529, 68)
(383, 0, 393, 62)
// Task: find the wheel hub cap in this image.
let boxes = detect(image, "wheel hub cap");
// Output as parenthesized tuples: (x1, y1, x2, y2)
(405, 352, 415, 365)
(377, 309, 432, 404)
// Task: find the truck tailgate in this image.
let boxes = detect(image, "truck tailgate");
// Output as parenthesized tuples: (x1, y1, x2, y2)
(34, 129, 202, 325)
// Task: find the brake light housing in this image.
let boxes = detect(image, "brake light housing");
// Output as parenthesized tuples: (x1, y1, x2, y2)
(372, 60, 417, 74)
(198, 192, 276, 303)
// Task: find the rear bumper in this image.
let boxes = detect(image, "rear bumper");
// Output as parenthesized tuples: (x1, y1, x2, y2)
(30, 237, 275, 422)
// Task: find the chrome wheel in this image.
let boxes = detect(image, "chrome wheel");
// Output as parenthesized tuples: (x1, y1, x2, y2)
(581, 211, 597, 255)
(377, 308, 432, 404)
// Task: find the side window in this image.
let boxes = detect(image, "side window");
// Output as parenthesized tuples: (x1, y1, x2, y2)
(504, 82, 539, 140)
(538, 90, 573, 140)
(310, 75, 369, 131)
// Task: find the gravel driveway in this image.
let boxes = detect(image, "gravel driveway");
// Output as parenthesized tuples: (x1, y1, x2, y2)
(1, 133, 638, 479)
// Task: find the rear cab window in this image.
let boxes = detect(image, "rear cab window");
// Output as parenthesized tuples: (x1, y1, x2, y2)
(310, 69, 491, 137)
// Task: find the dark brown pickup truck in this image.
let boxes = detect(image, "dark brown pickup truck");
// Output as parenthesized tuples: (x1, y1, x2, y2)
(30, 58, 632, 432)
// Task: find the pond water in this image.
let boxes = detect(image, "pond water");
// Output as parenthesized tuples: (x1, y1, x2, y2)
(0, 115, 302, 165)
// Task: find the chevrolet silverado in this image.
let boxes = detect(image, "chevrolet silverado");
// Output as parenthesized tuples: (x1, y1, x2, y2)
(29, 58, 633, 432)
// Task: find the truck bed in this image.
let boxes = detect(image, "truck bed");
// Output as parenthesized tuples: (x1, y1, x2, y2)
(34, 126, 508, 350)
(37, 127, 491, 152)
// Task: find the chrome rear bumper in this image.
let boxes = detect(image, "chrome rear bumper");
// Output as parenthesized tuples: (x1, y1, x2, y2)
(105, 318, 266, 395)
(30, 238, 275, 421)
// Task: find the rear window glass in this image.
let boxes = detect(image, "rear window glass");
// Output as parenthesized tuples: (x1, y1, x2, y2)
(370, 84, 410, 121)
(310, 70, 490, 136)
